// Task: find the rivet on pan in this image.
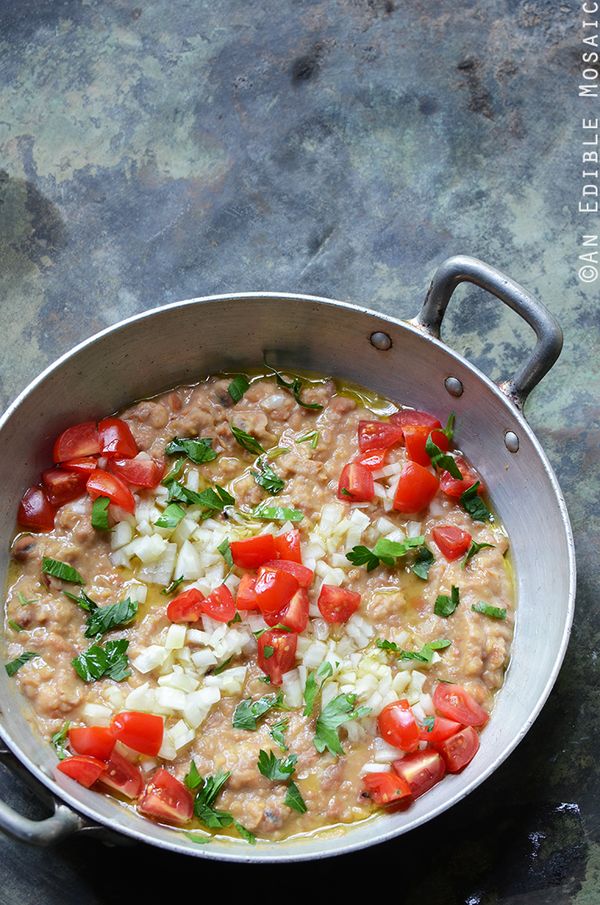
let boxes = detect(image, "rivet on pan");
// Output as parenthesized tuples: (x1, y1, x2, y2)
(444, 377, 463, 397)
(504, 430, 519, 453)
(370, 331, 392, 351)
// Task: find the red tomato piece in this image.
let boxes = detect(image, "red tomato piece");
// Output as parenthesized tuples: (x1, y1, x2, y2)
(264, 587, 309, 633)
(390, 409, 442, 430)
(56, 755, 106, 788)
(137, 768, 194, 825)
(230, 534, 277, 569)
(257, 629, 297, 685)
(418, 715, 463, 745)
(393, 462, 439, 513)
(355, 447, 389, 470)
(273, 528, 302, 564)
(167, 588, 205, 623)
(108, 455, 164, 488)
(236, 574, 259, 610)
(337, 463, 375, 502)
(393, 749, 446, 798)
(317, 584, 361, 623)
(200, 584, 236, 623)
(111, 711, 164, 757)
(86, 469, 135, 514)
(432, 525, 472, 561)
(99, 749, 144, 799)
(403, 425, 450, 467)
(53, 421, 101, 463)
(254, 567, 299, 615)
(97, 417, 138, 459)
(357, 420, 404, 453)
(439, 726, 480, 773)
(17, 486, 55, 532)
(362, 771, 412, 806)
(68, 725, 116, 760)
(378, 700, 421, 752)
(262, 560, 314, 589)
(433, 683, 489, 727)
(41, 467, 87, 507)
(440, 457, 486, 499)
(61, 456, 99, 475)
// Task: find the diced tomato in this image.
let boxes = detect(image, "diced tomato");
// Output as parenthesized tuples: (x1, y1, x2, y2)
(86, 469, 135, 514)
(56, 755, 106, 788)
(378, 700, 421, 752)
(433, 683, 489, 727)
(404, 425, 450, 467)
(53, 421, 101, 463)
(393, 749, 446, 798)
(257, 629, 297, 685)
(317, 585, 361, 624)
(166, 588, 205, 623)
(390, 409, 442, 430)
(41, 467, 87, 507)
(393, 462, 439, 513)
(439, 726, 480, 773)
(262, 560, 314, 588)
(362, 771, 412, 806)
(111, 712, 164, 757)
(355, 447, 389, 471)
(273, 528, 302, 564)
(61, 456, 99, 475)
(137, 768, 194, 825)
(230, 534, 277, 569)
(17, 486, 55, 531)
(419, 716, 463, 745)
(264, 587, 309, 633)
(99, 749, 144, 799)
(236, 574, 259, 611)
(254, 567, 299, 615)
(68, 726, 116, 760)
(337, 463, 374, 502)
(98, 417, 138, 459)
(432, 525, 472, 561)
(440, 457, 486, 499)
(200, 584, 236, 623)
(358, 420, 404, 453)
(108, 454, 164, 488)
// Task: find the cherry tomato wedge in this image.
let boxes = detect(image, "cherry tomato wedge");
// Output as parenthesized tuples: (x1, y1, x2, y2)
(433, 683, 489, 727)
(230, 534, 277, 569)
(167, 588, 205, 623)
(97, 417, 138, 459)
(111, 711, 164, 756)
(393, 749, 446, 798)
(53, 421, 101, 463)
(438, 726, 480, 772)
(108, 454, 164, 488)
(403, 425, 450, 467)
(440, 457, 486, 499)
(86, 469, 135, 514)
(393, 462, 439, 513)
(56, 755, 106, 788)
(200, 584, 236, 623)
(41, 467, 87, 507)
(337, 463, 374, 502)
(17, 486, 55, 531)
(273, 528, 302, 564)
(362, 771, 411, 806)
(264, 587, 309, 633)
(257, 629, 297, 685)
(61, 456, 99, 475)
(99, 749, 144, 799)
(68, 725, 116, 760)
(432, 525, 472, 561)
(390, 409, 442, 430)
(378, 700, 420, 752)
(262, 560, 314, 588)
(137, 768, 194, 825)
(355, 447, 389, 470)
(357, 420, 404, 452)
(236, 574, 259, 610)
(419, 715, 463, 744)
(317, 584, 361, 623)
(254, 567, 299, 615)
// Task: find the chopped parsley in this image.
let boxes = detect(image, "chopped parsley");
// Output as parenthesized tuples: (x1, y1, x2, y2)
(257, 750, 297, 782)
(164, 437, 217, 465)
(161, 575, 185, 595)
(462, 540, 495, 568)
(471, 601, 507, 620)
(269, 719, 289, 751)
(17, 592, 38, 606)
(264, 359, 324, 411)
(434, 585, 460, 618)
(211, 656, 233, 675)
(162, 457, 185, 485)
(346, 536, 425, 571)
(296, 430, 320, 449)
(72, 639, 130, 682)
(425, 434, 462, 479)
(303, 661, 333, 717)
(184, 759, 202, 790)
(266, 446, 290, 460)
(217, 538, 233, 568)
(230, 424, 265, 455)
(397, 639, 451, 663)
(442, 412, 456, 442)
(313, 693, 370, 756)
(412, 544, 435, 580)
(252, 458, 285, 494)
(51, 721, 71, 760)
(421, 715, 436, 733)
(63, 588, 99, 613)
(42, 557, 84, 585)
(284, 781, 307, 814)
(83, 598, 138, 639)
(232, 693, 283, 731)
(155, 502, 186, 529)
(5, 651, 38, 677)
(253, 504, 304, 522)
(91, 497, 110, 531)
(460, 482, 492, 522)
(7, 620, 24, 633)
(191, 769, 255, 843)
(168, 481, 234, 512)
(227, 375, 250, 403)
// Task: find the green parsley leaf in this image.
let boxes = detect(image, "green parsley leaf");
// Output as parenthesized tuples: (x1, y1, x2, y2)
(232, 693, 283, 731)
(425, 434, 462, 479)
(161, 576, 185, 595)
(155, 502, 186, 529)
(51, 721, 71, 760)
(252, 458, 285, 494)
(72, 639, 130, 682)
(162, 457, 185, 485)
(227, 612, 241, 626)
(460, 482, 492, 522)
(191, 771, 254, 842)
(412, 544, 435, 580)
(375, 639, 401, 652)
(7, 620, 24, 633)
(346, 536, 425, 571)
(314, 693, 370, 756)
(462, 540, 495, 568)
(303, 661, 333, 717)
(296, 431, 320, 449)
(230, 424, 265, 455)
(5, 651, 38, 676)
(421, 715, 436, 733)
(42, 557, 84, 585)
(227, 375, 250, 403)
(91, 497, 110, 531)
(434, 586, 460, 618)
(442, 412, 456, 442)
(184, 759, 203, 790)
(266, 446, 290, 460)
(17, 592, 38, 606)
(63, 589, 98, 613)
(263, 645, 275, 659)
(345, 545, 379, 571)
(253, 504, 304, 522)
(398, 639, 451, 663)
(264, 359, 324, 411)
(269, 719, 289, 751)
(471, 601, 507, 620)
(257, 750, 298, 782)
(84, 597, 138, 638)
(165, 437, 217, 465)
(185, 832, 212, 844)
(284, 781, 307, 814)
(194, 484, 235, 511)
(217, 538, 233, 568)
(211, 656, 233, 675)
(232, 820, 256, 845)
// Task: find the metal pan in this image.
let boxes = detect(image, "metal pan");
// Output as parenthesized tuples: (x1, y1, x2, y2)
(0, 256, 575, 861)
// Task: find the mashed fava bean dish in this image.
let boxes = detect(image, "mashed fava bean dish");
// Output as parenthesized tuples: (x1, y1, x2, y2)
(5, 370, 514, 844)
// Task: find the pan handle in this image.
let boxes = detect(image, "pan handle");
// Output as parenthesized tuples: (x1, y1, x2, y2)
(413, 255, 563, 409)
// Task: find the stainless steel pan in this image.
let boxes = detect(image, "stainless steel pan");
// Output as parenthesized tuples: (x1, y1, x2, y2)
(0, 256, 575, 861)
